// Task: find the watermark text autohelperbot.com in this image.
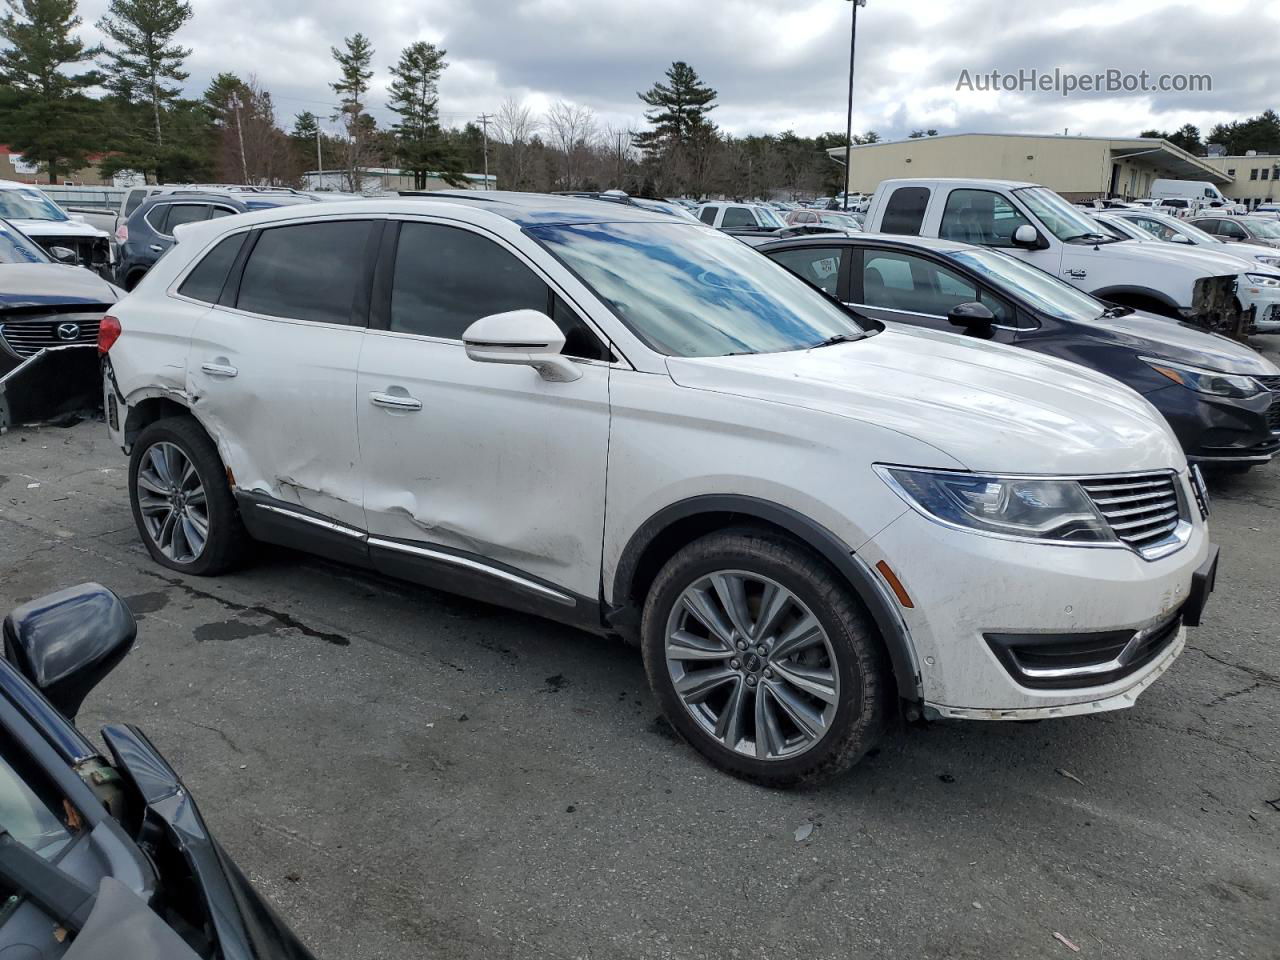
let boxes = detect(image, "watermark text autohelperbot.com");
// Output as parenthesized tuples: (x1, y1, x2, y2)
(956, 68, 1212, 97)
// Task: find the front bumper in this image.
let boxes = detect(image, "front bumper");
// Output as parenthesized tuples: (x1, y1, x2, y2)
(859, 492, 1213, 716)
(1236, 284, 1280, 333)
(1144, 382, 1279, 465)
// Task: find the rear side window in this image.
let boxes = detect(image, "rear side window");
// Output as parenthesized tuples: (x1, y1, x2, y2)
(178, 233, 246, 303)
(237, 220, 373, 324)
(880, 187, 930, 235)
(389, 222, 609, 360)
(721, 207, 756, 229)
(162, 204, 210, 233)
(767, 246, 845, 297)
(698, 206, 718, 225)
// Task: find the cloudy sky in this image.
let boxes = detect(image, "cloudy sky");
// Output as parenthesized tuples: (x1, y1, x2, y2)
(71, 0, 1280, 141)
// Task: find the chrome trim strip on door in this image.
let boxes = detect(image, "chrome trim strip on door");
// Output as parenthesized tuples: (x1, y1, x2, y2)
(255, 503, 366, 538)
(366, 537, 577, 607)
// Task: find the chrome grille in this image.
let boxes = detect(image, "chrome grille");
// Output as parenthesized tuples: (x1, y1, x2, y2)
(1079, 473, 1184, 553)
(0, 316, 102, 358)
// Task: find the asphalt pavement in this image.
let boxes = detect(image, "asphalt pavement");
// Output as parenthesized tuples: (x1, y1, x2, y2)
(1, 357, 1277, 959)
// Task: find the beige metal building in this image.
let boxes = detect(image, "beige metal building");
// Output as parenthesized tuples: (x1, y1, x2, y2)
(828, 133, 1231, 202)
(1201, 153, 1280, 208)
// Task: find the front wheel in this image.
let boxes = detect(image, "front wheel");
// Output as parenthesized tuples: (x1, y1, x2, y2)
(641, 530, 891, 787)
(128, 416, 250, 575)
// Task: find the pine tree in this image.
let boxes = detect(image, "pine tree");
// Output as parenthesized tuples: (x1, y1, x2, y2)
(388, 40, 463, 189)
(97, 0, 193, 154)
(331, 32, 374, 192)
(0, 0, 101, 182)
(633, 61, 718, 156)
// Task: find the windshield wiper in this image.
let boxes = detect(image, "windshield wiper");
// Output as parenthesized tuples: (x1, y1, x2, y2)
(1064, 232, 1114, 244)
(812, 333, 862, 348)
(1100, 304, 1133, 318)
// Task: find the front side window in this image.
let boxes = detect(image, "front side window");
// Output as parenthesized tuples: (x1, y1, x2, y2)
(390, 222, 609, 360)
(1220, 221, 1248, 239)
(767, 246, 845, 297)
(880, 187, 930, 235)
(531, 221, 866, 357)
(1014, 186, 1113, 242)
(0, 734, 76, 864)
(721, 207, 757, 229)
(237, 220, 373, 324)
(861, 249, 1012, 323)
(178, 233, 246, 303)
(940, 189, 1032, 247)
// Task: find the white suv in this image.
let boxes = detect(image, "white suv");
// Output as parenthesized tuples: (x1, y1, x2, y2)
(100, 195, 1219, 785)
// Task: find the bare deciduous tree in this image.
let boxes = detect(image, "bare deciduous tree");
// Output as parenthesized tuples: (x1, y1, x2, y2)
(545, 100, 597, 190)
(493, 97, 540, 189)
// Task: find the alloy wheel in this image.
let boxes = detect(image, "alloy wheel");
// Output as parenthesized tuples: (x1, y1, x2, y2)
(664, 570, 841, 761)
(135, 441, 210, 564)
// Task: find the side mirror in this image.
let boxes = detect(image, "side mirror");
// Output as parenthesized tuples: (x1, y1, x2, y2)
(1012, 224, 1043, 249)
(1170, 233, 1193, 244)
(948, 301, 996, 333)
(48, 246, 78, 264)
(462, 309, 582, 383)
(2, 584, 137, 720)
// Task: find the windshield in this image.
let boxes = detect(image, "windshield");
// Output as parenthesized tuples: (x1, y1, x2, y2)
(1246, 218, 1280, 238)
(819, 213, 860, 230)
(0, 188, 69, 222)
(946, 247, 1107, 323)
(0, 220, 51, 263)
(754, 206, 784, 229)
(530, 221, 866, 357)
(1015, 186, 1114, 242)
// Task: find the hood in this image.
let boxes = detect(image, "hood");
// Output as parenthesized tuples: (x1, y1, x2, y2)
(1200, 240, 1280, 264)
(0, 263, 118, 308)
(666, 326, 1184, 475)
(1098, 238, 1253, 277)
(1078, 308, 1280, 376)
(10, 218, 110, 240)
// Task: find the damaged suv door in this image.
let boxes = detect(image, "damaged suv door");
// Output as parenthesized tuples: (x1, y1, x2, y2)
(354, 218, 614, 622)
(186, 218, 381, 539)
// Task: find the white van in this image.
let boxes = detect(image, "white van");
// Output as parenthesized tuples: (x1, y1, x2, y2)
(1150, 179, 1230, 205)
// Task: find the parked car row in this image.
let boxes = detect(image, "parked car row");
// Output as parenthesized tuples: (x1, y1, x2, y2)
(0, 181, 113, 278)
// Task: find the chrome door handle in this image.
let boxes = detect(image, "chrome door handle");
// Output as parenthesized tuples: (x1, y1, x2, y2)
(148, 244, 164, 253)
(200, 362, 238, 378)
(369, 391, 422, 411)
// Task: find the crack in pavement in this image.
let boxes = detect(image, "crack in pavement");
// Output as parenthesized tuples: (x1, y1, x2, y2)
(1188, 645, 1280, 687)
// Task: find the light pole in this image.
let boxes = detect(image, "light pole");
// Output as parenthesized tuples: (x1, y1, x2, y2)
(843, 0, 866, 211)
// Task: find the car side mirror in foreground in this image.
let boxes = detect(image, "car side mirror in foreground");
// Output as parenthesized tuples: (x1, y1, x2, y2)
(1012, 224, 1044, 249)
(2, 584, 137, 720)
(463, 309, 582, 382)
(48, 246, 78, 264)
(948, 301, 996, 333)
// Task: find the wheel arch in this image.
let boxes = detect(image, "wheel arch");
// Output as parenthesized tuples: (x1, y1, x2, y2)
(123, 394, 198, 449)
(1089, 285, 1182, 317)
(610, 495, 922, 702)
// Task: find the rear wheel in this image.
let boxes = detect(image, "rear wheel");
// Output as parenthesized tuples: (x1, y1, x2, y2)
(129, 416, 250, 575)
(641, 529, 891, 787)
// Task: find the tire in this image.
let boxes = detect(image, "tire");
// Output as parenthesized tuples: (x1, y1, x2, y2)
(128, 416, 250, 575)
(641, 529, 891, 787)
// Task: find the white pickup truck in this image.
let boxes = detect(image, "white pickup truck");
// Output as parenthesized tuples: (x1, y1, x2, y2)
(862, 178, 1253, 332)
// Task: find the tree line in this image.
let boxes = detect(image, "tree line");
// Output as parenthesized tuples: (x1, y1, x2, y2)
(0, 0, 877, 198)
(1140, 110, 1280, 158)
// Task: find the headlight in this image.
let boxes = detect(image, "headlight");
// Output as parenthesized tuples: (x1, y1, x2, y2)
(1140, 357, 1264, 398)
(1253, 254, 1280, 268)
(876, 466, 1115, 544)
(1244, 273, 1280, 287)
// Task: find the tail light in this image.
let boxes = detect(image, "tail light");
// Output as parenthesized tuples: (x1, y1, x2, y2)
(115, 224, 128, 243)
(98, 315, 121, 354)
